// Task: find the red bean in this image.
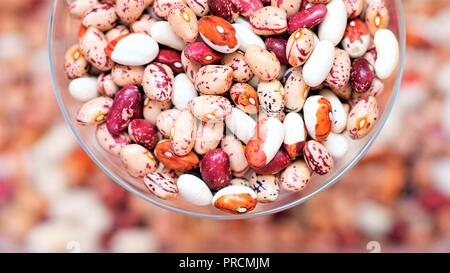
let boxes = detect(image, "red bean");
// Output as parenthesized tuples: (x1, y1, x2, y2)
(252, 149, 291, 175)
(184, 42, 225, 65)
(351, 57, 375, 93)
(200, 149, 232, 190)
(288, 4, 327, 33)
(265, 37, 289, 65)
(155, 49, 184, 74)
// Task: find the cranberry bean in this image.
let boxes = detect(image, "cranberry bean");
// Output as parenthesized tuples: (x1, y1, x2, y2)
(82, 3, 117, 32)
(128, 119, 158, 149)
(143, 98, 173, 124)
(257, 79, 286, 117)
(185, 0, 209, 16)
(156, 49, 184, 74)
(343, 0, 364, 19)
(271, 0, 301, 17)
(96, 123, 131, 156)
(111, 64, 144, 86)
(194, 65, 233, 95)
(153, 0, 185, 19)
(245, 45, 281, 81)
(69, 0, 99, 19)
(183, 42, 224, 65)
(130, 14, 156, 35)
(222, 51, 254, 83)
(105, 25, 130, 42)
(97, 73, 119, 97)
(325, 48, 351, 90)
(115, 0, 146, 24)
(200, 149, 232, 190)
(119, 144, 157, 178)
(303, 140, 333, 175)
(181, 48, 202, 82)
(188, 95, 232, 122)
(250, 6, 288, 36)
(106, 85, 142, 136)
(265, 37, 289, 65)
(171, 110, 197, 156)
(194, 121, 224, 155)
(142, 63, 174, 101)
(79, 27, 113, 71)
(156, 109, 181, 138)
(351, 57, 375, 93)
(288, 4, 327, 33)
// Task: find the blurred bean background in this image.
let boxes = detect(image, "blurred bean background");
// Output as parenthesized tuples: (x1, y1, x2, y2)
(1, 0, 450, 252)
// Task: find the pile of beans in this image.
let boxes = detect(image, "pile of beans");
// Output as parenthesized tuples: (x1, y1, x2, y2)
(64, 0, 399, 214)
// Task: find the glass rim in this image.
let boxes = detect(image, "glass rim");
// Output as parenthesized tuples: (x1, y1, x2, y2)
(47, 0, 406, 220)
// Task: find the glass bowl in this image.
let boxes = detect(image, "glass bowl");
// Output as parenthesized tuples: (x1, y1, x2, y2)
(48, 0, 405, 219)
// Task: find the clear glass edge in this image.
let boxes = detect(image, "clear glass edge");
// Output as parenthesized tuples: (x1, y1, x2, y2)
(47, 0, 406, 220)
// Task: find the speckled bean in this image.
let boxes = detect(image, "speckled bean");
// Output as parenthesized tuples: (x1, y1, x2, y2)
(221, 51, 254, 83)
(194, 65, 233, 95)
(325, 48, 351, 90)
(156, 109, 181, 137)
(119, 144, 157, 178)
(342, 19, 371, 58)
(82, 3, 117, 32)
(194, 121, 224, 155)
(245, 45, 281, 81)
(250, 6, 288, 36)
(181, 48, 202, 82)
(128, 119, 158, 149)
(64, 44, 89, 79)
(96, 123, 131, 156)
(76, 96, 113, 125)
(114, 0, 146, 24)
(79, 27, 113, 71)
(130, 14, 156, 35)
(144, 172, 178, 199)
(257, 79, 286, 117)
(347, 96, 379, 139)
(143, 98, 173, 124)
(168, 6, 199, 43)
(97, 73, 119, 97)
(232, 0, 263, 19)
(171, 110, 197, 156)
(280, 160, 312, 192)
(185, 0, 209, 16)
(283, 67, 309, 112)
(188, 95, 232, 122)
(208, 0, 239, 23)
(153, 0, 185, 19)
(111, 64, 144, 86)
(249, 174, 280, 203)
